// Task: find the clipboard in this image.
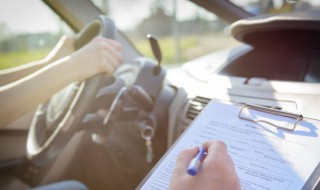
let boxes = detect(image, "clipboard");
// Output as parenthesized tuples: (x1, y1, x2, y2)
(236, 103, 320, 190)
(137, 99, 320, 190)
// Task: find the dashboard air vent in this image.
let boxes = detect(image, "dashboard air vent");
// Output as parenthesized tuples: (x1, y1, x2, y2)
(186, 96, 211, 120)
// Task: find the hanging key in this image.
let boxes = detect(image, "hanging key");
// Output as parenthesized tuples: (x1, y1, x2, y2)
(141, 126, 155, 163)
(145, 136, 153, 163)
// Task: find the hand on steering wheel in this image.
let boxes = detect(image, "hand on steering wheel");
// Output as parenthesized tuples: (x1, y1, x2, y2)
(70, 36, 122, 80)
(27, 16, 121, 166)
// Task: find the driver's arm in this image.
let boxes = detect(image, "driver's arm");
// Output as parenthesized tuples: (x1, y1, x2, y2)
(0, 35, 76, 86)
(0, 36, 122, 127)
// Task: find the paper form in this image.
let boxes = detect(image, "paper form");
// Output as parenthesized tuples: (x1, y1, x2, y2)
(138, 100, 320, 190)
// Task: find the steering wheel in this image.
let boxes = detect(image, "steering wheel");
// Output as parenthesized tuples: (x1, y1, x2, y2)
(27, 16, 118, 166)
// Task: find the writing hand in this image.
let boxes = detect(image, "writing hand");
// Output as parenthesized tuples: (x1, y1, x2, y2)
(170, 141, 240, 190)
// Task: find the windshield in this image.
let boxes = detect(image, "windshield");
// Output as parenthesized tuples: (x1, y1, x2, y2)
(231, 0, 319, 15)
(91, 0, 240, 65)
(91, 0, 319, 65)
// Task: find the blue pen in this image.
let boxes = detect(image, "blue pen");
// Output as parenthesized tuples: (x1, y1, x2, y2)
(187, 146, 206, 176)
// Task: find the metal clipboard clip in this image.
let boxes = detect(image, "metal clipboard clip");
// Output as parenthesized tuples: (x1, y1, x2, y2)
(238, 104, 303, 131)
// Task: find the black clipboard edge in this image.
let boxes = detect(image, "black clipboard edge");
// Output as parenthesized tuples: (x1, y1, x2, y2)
(303, 162, 320, 190)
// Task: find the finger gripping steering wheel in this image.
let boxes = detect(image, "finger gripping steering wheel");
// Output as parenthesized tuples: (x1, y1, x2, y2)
(27, 16, 116, 166)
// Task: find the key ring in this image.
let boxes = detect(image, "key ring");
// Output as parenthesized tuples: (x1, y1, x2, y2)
(140, 125, 155, 140)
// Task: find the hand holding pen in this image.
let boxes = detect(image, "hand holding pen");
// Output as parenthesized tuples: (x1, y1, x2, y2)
(169, 141, 240, 190)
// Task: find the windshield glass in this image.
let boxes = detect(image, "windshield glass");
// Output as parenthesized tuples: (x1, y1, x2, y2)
(91, 0, 241, 65)
(230, 0, 319, 15)
(91, 0, 319, 66)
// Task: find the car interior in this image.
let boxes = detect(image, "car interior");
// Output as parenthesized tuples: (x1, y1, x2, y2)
(0, 0, 319, 189)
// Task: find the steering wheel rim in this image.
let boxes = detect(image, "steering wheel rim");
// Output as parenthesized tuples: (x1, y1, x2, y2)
(27, 16, 117, 166)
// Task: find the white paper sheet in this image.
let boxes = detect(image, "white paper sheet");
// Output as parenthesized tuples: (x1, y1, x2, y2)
(138, 100, 320, 190)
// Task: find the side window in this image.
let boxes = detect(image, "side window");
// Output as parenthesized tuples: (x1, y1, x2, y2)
(0, 0, 73, 70)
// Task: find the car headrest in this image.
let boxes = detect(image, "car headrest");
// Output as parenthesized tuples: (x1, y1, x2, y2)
(230, 9, 320, 48)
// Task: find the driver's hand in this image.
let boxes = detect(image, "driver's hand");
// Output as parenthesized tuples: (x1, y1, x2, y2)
(45, 35, 76, 63)
(68, 36, 122, 81)
(170, 141, 240, 190)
